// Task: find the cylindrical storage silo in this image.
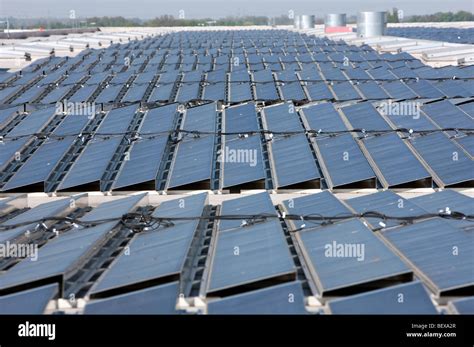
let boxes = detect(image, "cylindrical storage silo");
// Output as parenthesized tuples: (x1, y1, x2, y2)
(357, 11, 387, 37)
(325, 13, 346, 28)
(294, 15, 301, 29)
(300, 15, 315, 29)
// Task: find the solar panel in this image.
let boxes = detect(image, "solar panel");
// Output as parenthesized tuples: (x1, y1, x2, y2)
(345, 190, 427, 229)
(254, 82, 279, 101)
(0, 283, 58, 314)
(222, 103, 265, 188)
(68, 85, 99, 103)
(148, 84, 175, 102)
(356, 81, 390, 100)
(408, 133, 474, 186)
(457, 102, 474, 118)
(0, 194, 145, 293)
(121, 84, 149, 102)
(313, 134, 376, 188)
(408, 190, 473, 229)
(85, 282, 178, 314)
(168, 103, 216, 188)
(341, 102, 392, 130)
(228, 82, 252, 103)
(94, 84, 123, 103)
(361, 133, 431, 187)
(207, 281, 307, 314)
(382, 218, 474, 295)
(331, 82, 362, 101)
(113, 104, 177, 190)
(200, 80, 224, 100)
(278, 82, 306, 101)
(296, 219, 412, 294)
(3, 115, 90, 191)
(449, 296, 474, 314)
(433, 80, 470, 98)
(206, 219, 296, 295)
(58, 105, 138, 190)
(89, 193, 207, 297)
(175, 82, 201, 102)
(329, 281, 437, 314)
(0, 106, 21, 129)
(281, 191, 351, 230)
(405, 80, 445, 98)
(0, 198, 75, 243)
(422, 100, 474, 130)
(0, 107, 56, 169)
(305, 82, 334, 101)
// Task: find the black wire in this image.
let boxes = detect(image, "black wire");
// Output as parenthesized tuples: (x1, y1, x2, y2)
(0, 211, 471, 232)
(1, 127, 472, 142)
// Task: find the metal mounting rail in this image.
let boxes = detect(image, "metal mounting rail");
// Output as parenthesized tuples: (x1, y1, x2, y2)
(155, 109, 183, 191)
(100, 108, 146, 191)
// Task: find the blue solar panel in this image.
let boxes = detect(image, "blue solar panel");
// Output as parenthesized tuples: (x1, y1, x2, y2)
(297, 219, 411, 294)
(331, 82, 362, 101)
(3, 115, 90, 191)
(90, 193, 207, 296)
(382, 218, 474, 294)
(207, 219, 296, 294)
(207, 281, 307, 314)
(361, 133, 431, 187)
(0, 283, 58, 314)
(356, 82, 390, 100)
(345, 190, 427, 229)
(449, 296, 474, 314)
(281, 191, 351, 230)
(408, 133, 474, 186)
(329, 281, 437, 314)
(86, 282, 178, 314)
(0, 195, 145, 293)
(58, 105, 139, 190)
(0, 107, 56, 169)
(168, 103, 216, 188)
(113, 104, 176, 190)
(341, 102, 392, 130)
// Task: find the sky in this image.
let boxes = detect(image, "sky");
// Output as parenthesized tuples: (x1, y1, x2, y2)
(0, 0, 473, 19)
